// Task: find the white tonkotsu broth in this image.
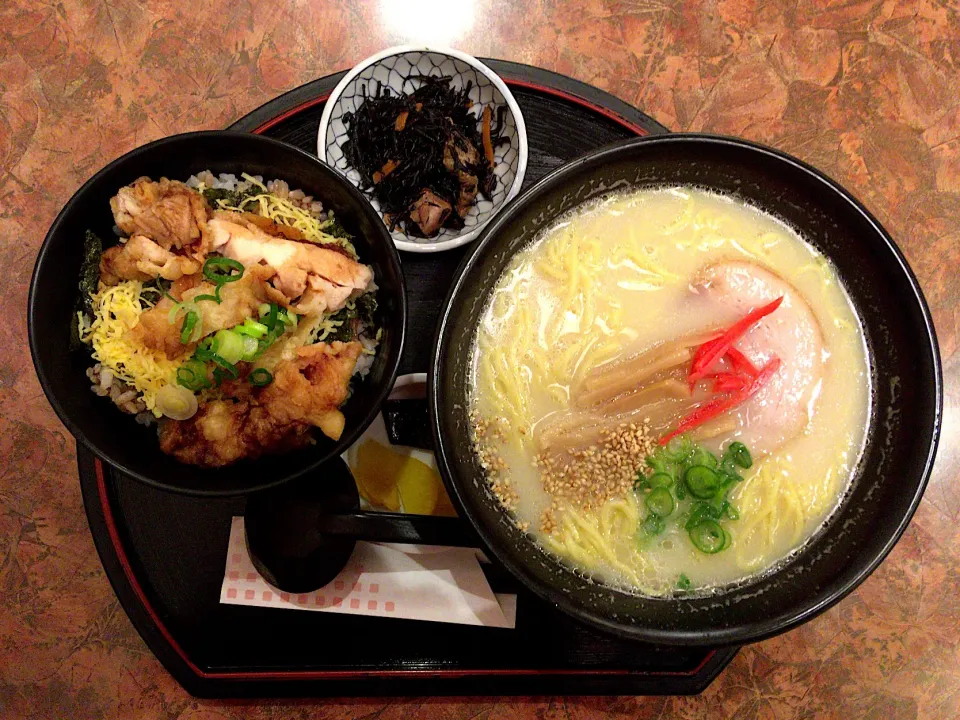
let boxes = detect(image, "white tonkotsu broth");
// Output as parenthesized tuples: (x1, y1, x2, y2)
(469, 187, 870, 597)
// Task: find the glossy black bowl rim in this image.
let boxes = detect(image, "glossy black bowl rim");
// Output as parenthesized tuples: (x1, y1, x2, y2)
(29, 130, 407, 497)
(429, 132, 943, 645)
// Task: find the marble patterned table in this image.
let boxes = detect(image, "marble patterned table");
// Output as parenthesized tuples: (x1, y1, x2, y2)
(1, 1, 958, 718)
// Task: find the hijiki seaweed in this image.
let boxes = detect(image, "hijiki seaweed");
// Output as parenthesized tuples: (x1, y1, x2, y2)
(341, 75, 508, 238)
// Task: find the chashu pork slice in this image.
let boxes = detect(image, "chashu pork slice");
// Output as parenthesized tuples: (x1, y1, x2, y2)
(693, 260, 824, 455)
(206, 211, 373, 315)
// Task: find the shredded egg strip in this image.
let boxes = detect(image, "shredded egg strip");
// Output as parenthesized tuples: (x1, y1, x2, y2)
(81, 281, 185, 416)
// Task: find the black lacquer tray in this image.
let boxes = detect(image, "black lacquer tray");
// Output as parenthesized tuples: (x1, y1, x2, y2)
(77, 59, 739, 698)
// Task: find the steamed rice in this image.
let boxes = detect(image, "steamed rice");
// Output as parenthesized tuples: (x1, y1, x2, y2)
(186, 172, 327, 218)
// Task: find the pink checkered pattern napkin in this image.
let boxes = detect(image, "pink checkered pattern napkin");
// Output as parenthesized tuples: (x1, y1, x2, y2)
(220, 517, 516, 627)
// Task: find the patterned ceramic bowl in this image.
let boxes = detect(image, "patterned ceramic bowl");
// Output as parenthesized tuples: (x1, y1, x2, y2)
(318, 46, 528, 253)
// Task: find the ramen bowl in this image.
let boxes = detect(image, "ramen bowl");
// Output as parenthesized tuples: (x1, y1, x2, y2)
(430, 134, 941, 646)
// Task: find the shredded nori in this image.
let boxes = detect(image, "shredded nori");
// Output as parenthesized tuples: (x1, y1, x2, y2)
(326, 306, 358, 342)
(355, 292, 377, 326)
(341, 75, 507, 236)
(323, 219, 353, 240)
(79, 230, 103, 314)
(323, 292, 377, 343)
(201, 186, 260, 208)
(71, 230, 103, 350)
(141, 277, 171, 300)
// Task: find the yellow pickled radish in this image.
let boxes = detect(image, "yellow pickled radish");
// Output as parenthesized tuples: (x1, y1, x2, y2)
(351, 464, 375, 504)
(353, 440, 405, 506)
(396, 455, 441, 515)
(381, 484, 402, 511)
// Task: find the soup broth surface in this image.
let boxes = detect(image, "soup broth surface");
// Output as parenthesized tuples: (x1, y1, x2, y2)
(469, 187, 870, 596)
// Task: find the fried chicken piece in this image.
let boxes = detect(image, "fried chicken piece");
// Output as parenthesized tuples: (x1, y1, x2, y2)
(258, 341, 363, 439)
(99, 235, 202, 286)
(253, 314, 328, 370)
(206, 211, 373, 314)
(168, 272, 203, 300)
(110, 177, 210, 251)
(157, 397, 313, 467)
(130, 265, 273, 359)
(157, 341, 363, 467)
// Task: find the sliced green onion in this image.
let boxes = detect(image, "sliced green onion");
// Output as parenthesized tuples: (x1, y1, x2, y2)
(241, 335, 259, 360)
(155, 383, 199, 421)
(720, 527, 732, 551)
(248, 368, 273, 387)
(690, 520, 726, 554)
(195, 338, 239, 379)
(725, 504, 740, 521)
(194, 286, 223, 304)
(235, 319, 269, 338)
(180, 310, 199, 344)
(720, 456, 743, 483)
(258, 303, 271, 318)
(263, 303, 280, 331)
(645, 487, 675, 518)
(193, 345, 215, 362)
(213, 329, 245, 365)
(684, 465, 721, 499)
(663, 435, 693, 463)
(674, 479, 687, 501)
(210, 355, 239, 377)
(645, 453, 673, 477)
(275, 307, 297, 327)
(642, 514, 665, 536)
(727, 441, 752, 469)
(176, 360, 210, 391)
(676, 573, 692, 591)
(647, 473, 673, 489)
(168, 301, 203, 335)
(689, 447, 719, 469)
(684, 501, 722, 531)
(203, 257, 244, 284)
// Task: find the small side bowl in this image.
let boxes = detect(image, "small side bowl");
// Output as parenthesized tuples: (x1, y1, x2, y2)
(29, 131, 406, 497)
(318, 46, 528, 253)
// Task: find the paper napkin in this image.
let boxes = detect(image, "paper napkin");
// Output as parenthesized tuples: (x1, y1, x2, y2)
(220, 517, 516, 628)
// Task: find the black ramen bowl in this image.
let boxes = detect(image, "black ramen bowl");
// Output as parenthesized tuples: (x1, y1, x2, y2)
(431, 134, 941, 646)
(29, 131, 405, 497)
